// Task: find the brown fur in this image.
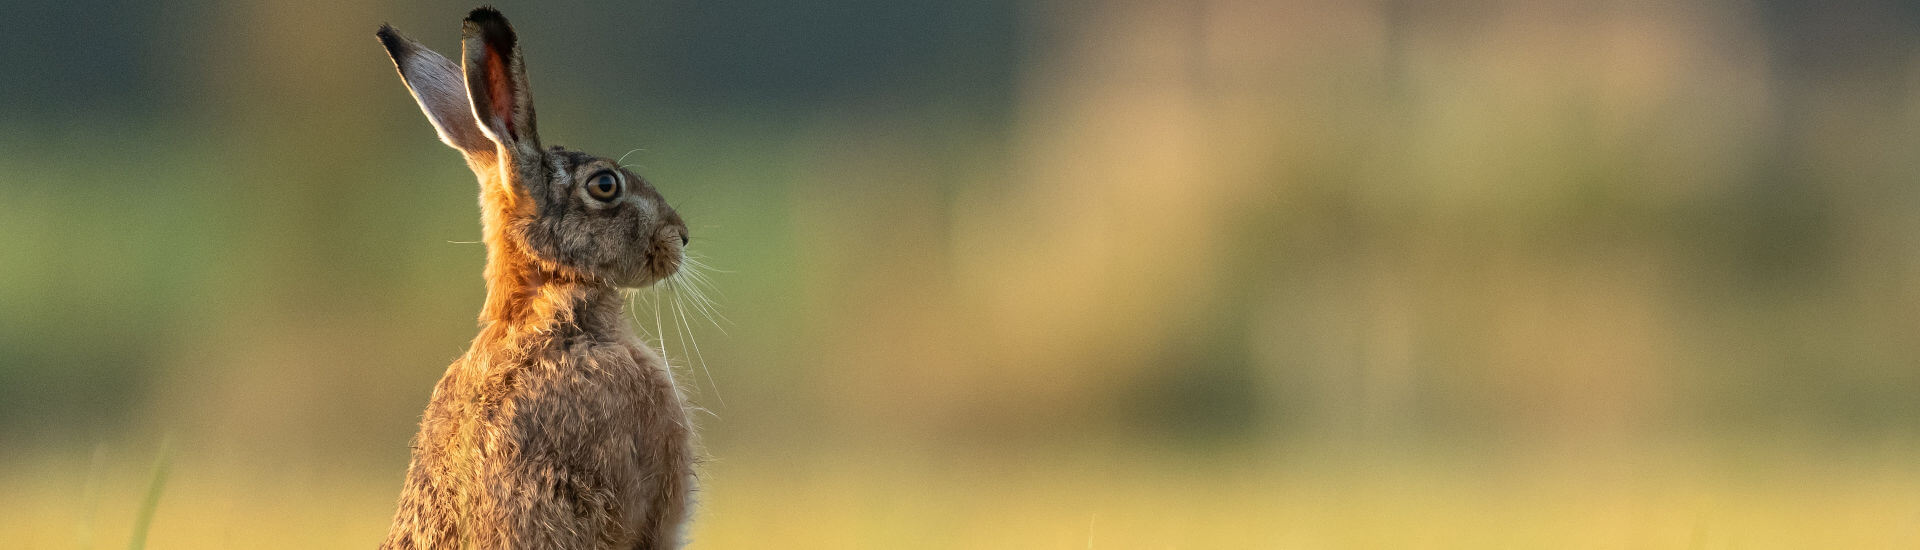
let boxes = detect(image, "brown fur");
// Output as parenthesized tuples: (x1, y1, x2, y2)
(376, 8, 695, 549)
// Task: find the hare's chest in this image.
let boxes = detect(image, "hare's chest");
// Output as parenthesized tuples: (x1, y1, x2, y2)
(513, 341, 692, 517)
(502, 341, 666, 442)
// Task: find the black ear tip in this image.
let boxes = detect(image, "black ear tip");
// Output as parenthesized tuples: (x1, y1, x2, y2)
(376, 24, 408, 56)
(465, 6, 507, 25)
(462, 6, 517, 48)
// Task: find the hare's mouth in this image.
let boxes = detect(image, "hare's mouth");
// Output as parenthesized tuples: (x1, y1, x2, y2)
(614, 239, 683, 288)
(653, 246, 685, 283)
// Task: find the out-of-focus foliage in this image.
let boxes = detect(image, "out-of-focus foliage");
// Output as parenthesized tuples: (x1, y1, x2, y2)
(4, 0, 1920, 547)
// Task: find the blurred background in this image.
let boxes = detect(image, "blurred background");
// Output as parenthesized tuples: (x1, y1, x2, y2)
(4, 0, 1920, 547)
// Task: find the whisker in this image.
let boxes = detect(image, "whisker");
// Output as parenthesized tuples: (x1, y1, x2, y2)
(677, 258, 733, 329)
(625, 291, 646, 340)
(668, 280, 693, 362)
(685, 257, 735, 275)
(680, 258, 721, 289)
(685, 283, 729, 331)
(686, 265, 728, 314)
(651, 280, 669, 364)
(668, 264, 729, 331)
(616, 148, 645, 165)
(670, 281, 726, 409)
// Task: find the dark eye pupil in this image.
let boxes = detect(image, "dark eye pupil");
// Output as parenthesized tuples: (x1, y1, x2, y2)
(589, 174, 619, 199)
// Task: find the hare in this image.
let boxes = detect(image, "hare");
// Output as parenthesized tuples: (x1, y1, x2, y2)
(374, 7, 696, 549)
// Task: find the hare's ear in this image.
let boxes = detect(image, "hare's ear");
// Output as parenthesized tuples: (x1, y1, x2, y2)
(376, 25, 493, 157)
(460, 8, 541, 164)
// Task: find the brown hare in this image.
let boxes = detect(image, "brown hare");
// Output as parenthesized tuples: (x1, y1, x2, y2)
(374, 7, 696, 549)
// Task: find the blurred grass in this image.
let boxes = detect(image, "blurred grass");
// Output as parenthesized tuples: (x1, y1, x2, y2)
(5, 443, 1920, 549)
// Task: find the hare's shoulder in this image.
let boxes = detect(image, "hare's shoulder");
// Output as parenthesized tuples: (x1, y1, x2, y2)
(487, 336, 668, 427)
(547, 335, 667, 391)
(416, 338, 653, 428)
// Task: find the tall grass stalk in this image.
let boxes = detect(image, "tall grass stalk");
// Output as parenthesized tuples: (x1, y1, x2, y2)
(126, 438, 172, 550)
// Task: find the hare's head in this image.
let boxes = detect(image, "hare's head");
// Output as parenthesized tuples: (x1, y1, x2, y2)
(378, 8, 686, 289)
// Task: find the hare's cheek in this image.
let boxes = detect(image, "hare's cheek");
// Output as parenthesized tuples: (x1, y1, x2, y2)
(530, 216, 597, 270)
(588, 217, 641, 271)
(573, 219, 616, 266)
(519, 219, 564, 263)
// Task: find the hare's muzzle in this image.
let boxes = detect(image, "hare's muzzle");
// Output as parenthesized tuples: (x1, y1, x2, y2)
(659, 209, 688, 250)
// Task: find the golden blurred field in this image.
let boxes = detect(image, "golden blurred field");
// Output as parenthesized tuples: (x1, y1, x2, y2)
(5, 0, 1920, 547)
(7, 444, 1920, 548)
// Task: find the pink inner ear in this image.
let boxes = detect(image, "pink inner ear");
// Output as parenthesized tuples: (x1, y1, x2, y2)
(486, 49, 514, 138)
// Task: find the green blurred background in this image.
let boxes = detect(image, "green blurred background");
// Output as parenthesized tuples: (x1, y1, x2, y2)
(5, 0, 1920, 547)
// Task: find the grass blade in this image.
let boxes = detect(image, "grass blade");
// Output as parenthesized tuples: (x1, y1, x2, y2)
(126, 438, 173, 550)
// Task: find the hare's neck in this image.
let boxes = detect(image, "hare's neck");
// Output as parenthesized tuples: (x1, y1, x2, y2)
(479, 264, 628, 338)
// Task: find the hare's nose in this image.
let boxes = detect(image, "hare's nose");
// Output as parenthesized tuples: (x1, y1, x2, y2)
(678, 231, 689, 247)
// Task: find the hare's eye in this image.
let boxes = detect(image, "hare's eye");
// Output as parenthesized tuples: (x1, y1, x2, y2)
(585, 171, 622, 201)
